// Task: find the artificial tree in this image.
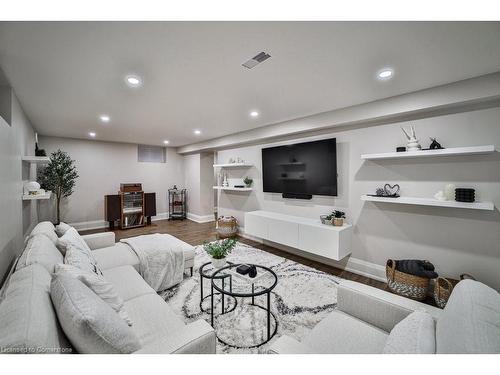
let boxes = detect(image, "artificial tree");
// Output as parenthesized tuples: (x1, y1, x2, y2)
(38, 149, 79, 224)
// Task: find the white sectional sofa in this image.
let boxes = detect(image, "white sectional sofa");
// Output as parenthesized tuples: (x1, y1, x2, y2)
(270, 279, 500, 354)
(0, 222, 215, 354)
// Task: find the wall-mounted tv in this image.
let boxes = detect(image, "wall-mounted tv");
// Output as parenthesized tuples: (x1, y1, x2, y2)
(262, 138, 337, 197)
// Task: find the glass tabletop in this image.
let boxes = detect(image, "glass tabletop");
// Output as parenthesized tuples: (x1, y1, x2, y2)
(199, 261, 235, 279)
(211, 263, 278, 297)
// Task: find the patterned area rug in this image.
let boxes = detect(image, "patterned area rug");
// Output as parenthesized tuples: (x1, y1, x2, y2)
(159, 242, 341, 353)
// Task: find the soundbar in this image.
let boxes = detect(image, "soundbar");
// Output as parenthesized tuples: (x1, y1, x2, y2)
(282, 192, 312, 200)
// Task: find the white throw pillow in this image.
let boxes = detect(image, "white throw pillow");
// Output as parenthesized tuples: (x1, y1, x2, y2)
(54, 264, 133, 326)
(58, 227, 95, 260)
(55, 222, 72, 237)
(383, 310, 436, 354)
(29, 221, 59, 245)
(50, 274, 141, 354)
(64, 246, 103, 276)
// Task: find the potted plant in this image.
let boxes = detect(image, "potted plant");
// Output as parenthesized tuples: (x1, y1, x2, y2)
(38, 149, 79, 224)
(332, 210, 346, 226)
(243, 176, 253, 188)
(203, 238, 237, 268)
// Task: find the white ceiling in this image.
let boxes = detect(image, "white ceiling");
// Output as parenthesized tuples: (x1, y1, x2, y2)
(1, 22, 500, 147)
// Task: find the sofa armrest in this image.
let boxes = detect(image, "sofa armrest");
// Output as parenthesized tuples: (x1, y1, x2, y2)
(337, 280, 442, 333)
(81, 232, 116, 250)
(134, 320, 216, 354)
(268, 336, 316, 354)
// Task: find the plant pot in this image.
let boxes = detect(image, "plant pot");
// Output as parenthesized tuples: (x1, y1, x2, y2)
(211, 257, 227, 269)
(333, 218, 344, 226)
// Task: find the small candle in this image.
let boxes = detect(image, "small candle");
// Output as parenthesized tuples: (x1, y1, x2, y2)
(35, 132, 38, 144)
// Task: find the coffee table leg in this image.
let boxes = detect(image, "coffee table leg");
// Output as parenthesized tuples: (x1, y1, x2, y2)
(267, 291, 271, 340)
(200, 273, 204, 304)
(221, 278, 225, 314)
(211, 282, 214, 327)
(252, 283, 254, 305)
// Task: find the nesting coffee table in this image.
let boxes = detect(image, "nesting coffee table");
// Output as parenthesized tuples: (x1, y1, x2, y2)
(210, 263, 278, 349)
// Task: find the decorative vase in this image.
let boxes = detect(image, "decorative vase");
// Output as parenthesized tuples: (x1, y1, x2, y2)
(333, 218, 344, 226)
(211, 257, 226, 269)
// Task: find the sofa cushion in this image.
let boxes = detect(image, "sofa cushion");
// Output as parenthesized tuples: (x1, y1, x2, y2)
(302, 310, 388, 353)
(29, 221, 59, 245)
(93, 242, 140, 270)
(0, 264, 72, 353)
(102, 265, 155, 302)
(16, 233, 64, 273)
(55, 222, 72, 237)
(124, 293, 185, 346)
(383, 310, 436, 354)
(65, 246, 102, 276)
(50, 274, 142, 354)
(54, 264, 133, 326)
(436, 280, 500, 354)
(57, 227, 95, 258)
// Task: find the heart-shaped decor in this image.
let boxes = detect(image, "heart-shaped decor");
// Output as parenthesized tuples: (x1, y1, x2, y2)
(384, 183, 400, 196)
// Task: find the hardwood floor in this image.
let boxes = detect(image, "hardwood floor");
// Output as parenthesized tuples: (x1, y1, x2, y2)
(82, 218, 389, 291)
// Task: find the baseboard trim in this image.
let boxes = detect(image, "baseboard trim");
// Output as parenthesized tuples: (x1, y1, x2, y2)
(238, 227, 387, 283)
(187, 212, 215, 223)
(70, 212, 174, 231)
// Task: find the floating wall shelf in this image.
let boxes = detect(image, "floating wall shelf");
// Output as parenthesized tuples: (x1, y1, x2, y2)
(22, 192, 52, 201)
(361, 145, 495, 160)
(213, 163, 253, 168)
(21, 156, 50, 164)
(213, 186, 252, 192)
(361, 195, 494, 211)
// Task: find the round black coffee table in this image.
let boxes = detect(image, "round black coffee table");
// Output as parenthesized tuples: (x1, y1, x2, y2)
(199, 262, 237, 314)
(211, 263, 278, 349)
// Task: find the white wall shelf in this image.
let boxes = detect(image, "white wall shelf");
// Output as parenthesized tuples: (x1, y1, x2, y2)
(213, 163, 252, 168)
(213, 186, 252, 192)
(361, 145, 495, 160)
(22, 192, 52, 201)
(21, 156, 50, 164)
(361, 195, 494, 211)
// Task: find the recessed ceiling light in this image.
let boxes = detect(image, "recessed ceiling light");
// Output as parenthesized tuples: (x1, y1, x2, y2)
(250, 111, 259, 118)
(163, 140, 169, 145)
(125, 75, 142, 87)
(194, 130, 201, 135)
(377, 68, 394, 80)
(89, 132, 96, 138)
(99, 115, 110, 123)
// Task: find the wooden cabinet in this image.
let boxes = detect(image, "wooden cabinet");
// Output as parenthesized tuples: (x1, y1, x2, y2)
(105, 191, 156, 229)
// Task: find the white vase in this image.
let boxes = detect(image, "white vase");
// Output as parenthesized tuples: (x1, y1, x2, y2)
(211, 257, 227, 269)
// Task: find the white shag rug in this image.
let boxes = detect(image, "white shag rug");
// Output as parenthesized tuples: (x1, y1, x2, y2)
(159, 242, 341, 353)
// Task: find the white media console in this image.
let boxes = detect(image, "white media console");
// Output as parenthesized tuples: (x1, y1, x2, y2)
(244, 210, 352, 261)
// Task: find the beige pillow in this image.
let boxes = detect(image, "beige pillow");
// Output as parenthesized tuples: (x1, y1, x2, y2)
(50, 274, 142, 354)
(54, 264, 132, 326)
(55, 222, 72, 237)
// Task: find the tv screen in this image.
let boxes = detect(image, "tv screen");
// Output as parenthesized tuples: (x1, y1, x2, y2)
(262, 138, 337, 196)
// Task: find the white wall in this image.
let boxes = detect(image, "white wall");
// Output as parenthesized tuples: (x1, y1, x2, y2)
(0, 90, 37, 282)
(39, 136, 185, 229)
(217, 107, 500, 290)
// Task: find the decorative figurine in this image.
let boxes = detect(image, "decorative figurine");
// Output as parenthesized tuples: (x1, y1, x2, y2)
(429, 137, 444, 150)
(434, 190, 446, 201)
(222, 172, 229, 187)
(401, 125, 422, 151)
(34, 133, 47, 156)
(444, 184, 455, 200)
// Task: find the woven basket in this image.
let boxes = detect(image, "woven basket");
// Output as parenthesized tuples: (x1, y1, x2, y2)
(386, 259, 430, 301)
(217, 216, 238, 238)
(434, 277, 454, 308)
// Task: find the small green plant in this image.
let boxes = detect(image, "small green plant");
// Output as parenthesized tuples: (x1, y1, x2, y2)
(243, 176, 253, 187)
(326, 210, 346, 220)
(203, 238, 237, 259)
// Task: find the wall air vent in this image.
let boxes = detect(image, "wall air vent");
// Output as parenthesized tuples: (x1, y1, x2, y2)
(242, 52, 271, 69)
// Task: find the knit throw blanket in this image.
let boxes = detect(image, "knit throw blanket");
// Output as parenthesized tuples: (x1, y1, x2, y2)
(121, 233, 185, 291)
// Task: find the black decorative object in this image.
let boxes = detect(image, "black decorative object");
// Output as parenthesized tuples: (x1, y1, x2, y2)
(384, 183, 400, 196)
(233, 185, 245, 188)
(168, 185, 187, 220)
(34, 133, 47, 156)
(396, 146, 406, 152)
(429, 137, 444, 150)
(395, 259, 438, 279)
(248, 265, 257, 278)
(236, 264, 251, 275)
(455, 188, 475, 203)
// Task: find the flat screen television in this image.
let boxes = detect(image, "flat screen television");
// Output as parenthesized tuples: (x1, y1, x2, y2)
(262, 138, 337, 197)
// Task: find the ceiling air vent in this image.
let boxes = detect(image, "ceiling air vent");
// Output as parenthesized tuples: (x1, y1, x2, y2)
(242, 52, 271, 69)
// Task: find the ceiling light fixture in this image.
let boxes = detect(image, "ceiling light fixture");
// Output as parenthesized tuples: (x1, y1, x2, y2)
(89, 132, 96, 138)
(250, 111, 259, 118)
(194, 130, 201, 135)
(377, 68, 394, 80)
(99, 115, 110, 123)
(125, 75, 142, 87)
(163, 140, 169, 145)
